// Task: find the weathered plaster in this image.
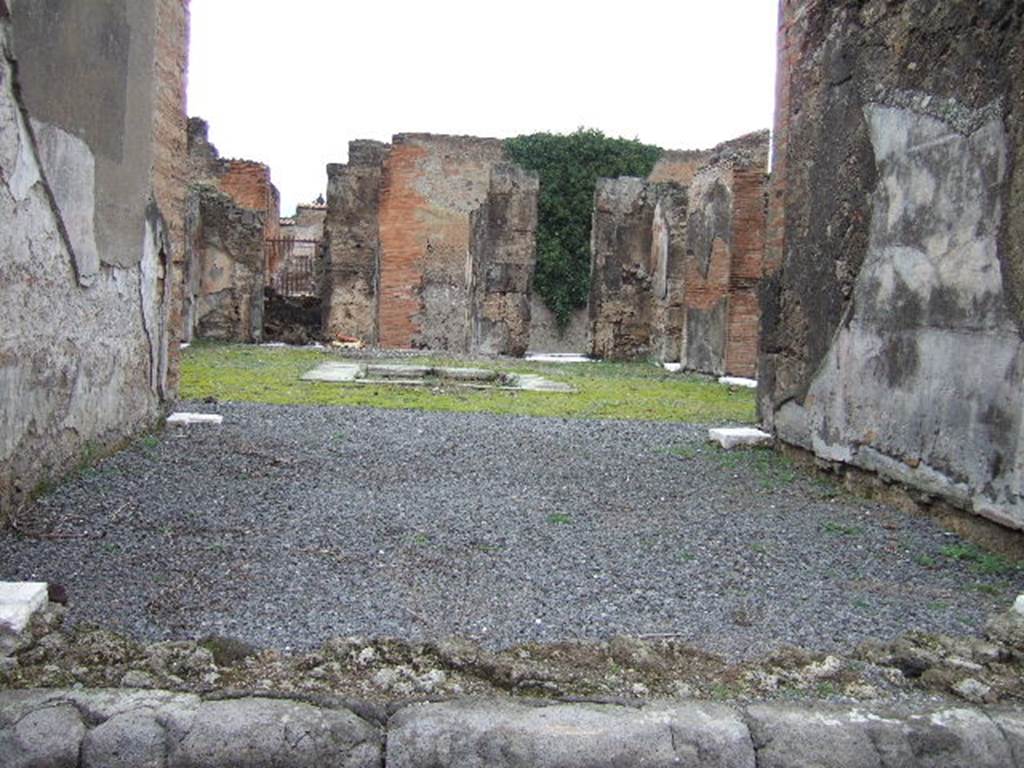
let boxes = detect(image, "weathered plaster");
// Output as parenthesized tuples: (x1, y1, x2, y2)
(776, 100, 1023, 528)
(0, 4, 183, 514)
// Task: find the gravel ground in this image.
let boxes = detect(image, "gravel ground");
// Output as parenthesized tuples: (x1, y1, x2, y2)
(1, 402, 1018, 661)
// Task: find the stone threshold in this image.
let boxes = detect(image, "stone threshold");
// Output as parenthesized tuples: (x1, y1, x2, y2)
(2, 688, 1022, 767)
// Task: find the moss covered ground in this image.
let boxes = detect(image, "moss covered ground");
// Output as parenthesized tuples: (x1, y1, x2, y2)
(179, 342, 756, 424)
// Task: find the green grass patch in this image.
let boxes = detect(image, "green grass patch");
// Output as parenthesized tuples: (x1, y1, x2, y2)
(939, 543, 1022, 576)
(821, 520, 863, 537)
(710, 447, 798, 489)
(547, 513, 572, 525)
(179, 342, 756, 424)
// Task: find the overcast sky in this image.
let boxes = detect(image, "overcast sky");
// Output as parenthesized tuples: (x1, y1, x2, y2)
(188, 1, 779, 215)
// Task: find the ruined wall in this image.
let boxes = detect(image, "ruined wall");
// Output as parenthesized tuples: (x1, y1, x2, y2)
(527, 299, 590, 354)
(191, 188, 264, 342)
(283, 204, 327, 240)
(761, 0, 1024, 529)
(183, 119, 274, 342)
(378, 134, 507, 350)
(589, 178, 663, 360)
(467, 164, 540, 356)
(648, 149, 712, 187)
(680, 132, 769, 376)
(0, 0, 188, 513)
(588, 179, 690, 362)
(589, 133, 769, 371)
(322, 141, 389, 343)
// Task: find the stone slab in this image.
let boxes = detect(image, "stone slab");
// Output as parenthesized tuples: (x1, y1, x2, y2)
(511, 374, 575, 393)
(708, 427, 773, 450)
(719, 376, 758, 389)
(166, 412, 223, 426)
(387, 700, 755, 768)
(1015, 594, 1024, 616)
(663, 362, 684, 373)
(3, 691, 1024, 768)
(0, 582, 48, 635)
(300, 362, 361, 382)
(526, 353, 593, 363)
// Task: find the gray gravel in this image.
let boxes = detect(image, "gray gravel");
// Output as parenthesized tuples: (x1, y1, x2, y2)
(1, 402, 1018, 660)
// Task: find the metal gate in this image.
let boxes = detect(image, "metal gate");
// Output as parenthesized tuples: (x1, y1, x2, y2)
(265, 238, 322, 297)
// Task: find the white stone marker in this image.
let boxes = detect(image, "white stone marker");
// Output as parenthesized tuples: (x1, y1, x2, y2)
(1014, 594, 1024, 617)
(718, 376, 758, 389)
(300, 362, 361, 382)
(708, 427, 773, 450)
(663, 362, 683, 373)
(525, 353, 593, 364)
(167, 412, 224, 426)
(0, 582, 48, 635)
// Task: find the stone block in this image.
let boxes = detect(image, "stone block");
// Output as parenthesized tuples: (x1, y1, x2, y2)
(0, 581, 48, 636)
(387, 700, 755, 768)
(719, 376, 757, 389)
(746, 705, 1015, 768)
(0, 703, 86, 768)
(166, 412, 223, 426)
(300, 362, 361, 382)
(708, 427, 772, 449)
(168, 697, 380, 768)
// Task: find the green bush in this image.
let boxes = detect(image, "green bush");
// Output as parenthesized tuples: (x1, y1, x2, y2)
(504, 129, 662, 327)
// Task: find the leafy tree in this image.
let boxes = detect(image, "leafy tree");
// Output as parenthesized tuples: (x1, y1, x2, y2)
(505, 129, 662, 327)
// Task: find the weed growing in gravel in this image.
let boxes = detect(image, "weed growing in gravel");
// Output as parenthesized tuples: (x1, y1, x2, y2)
(821, 520, 863, 536)
(710, 448, 798, 490)
(677, 549, 696, 562)
(939, 543, 1021, 576)
(179, 342, 756, 424)
(750, 542, 768, 555)
(914, 554, 938, 568)
(141, 435, 160, 450)
(973, 583, 1003, 596)
(547, 513, 572, 525)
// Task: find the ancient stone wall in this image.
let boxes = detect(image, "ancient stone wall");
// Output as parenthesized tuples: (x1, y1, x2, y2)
(183, 118, 276, 342)
(648, 148, 712, 186)
(324, 135, 535, 353)
(527, 299, 591, 354)
(190, 188, 265, 342)
(679, 132, 769, 376)
(0, 0, 188, 514)
(378, 134, 507, 350)
(589, 133, 769, 371)
(761, 0, 1024, 530)
(322, 141, 389, 343)
(467, 164, 540, 356)
(589, 178, 664, 360)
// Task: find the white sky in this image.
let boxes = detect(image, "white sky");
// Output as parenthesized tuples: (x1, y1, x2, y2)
(188, 1, 779, 215)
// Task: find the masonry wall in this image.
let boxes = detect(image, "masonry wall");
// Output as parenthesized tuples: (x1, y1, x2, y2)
(589, 133, 769, 372)
(378, 134, 507, 350)
(322, 141, 389, 343)
(589, 178, 663, 360)
(183, 118, 275, 342)
(680, 132, 769, 377)
(761, 0, 1024, 529)
(467, 164, 540, 356)
(0, 0, 188, 514)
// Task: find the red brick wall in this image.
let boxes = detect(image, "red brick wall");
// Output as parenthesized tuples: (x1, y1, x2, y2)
(377, 142, 428, 348)
(725, 166, 768, 377)
(376, 135, 505, 349)
(219, 160, 280, 271)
